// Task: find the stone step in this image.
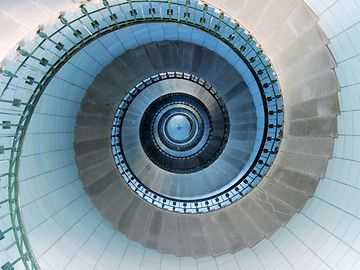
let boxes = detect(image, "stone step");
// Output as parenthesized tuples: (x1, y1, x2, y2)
(197, 55, 230, 89)
(278, 46, 336, 89)
(89, 174, 127, 224)
(259, 175, 309, 212)
(76, 112, 111, 127)
(282, 70, 339, 106)
(252, 0, 302, 42)
(200, 214, 230, 256)
(222, 80, 251, 104)
(230, 129, 257, 140)
(83, 40, 260, 120)
(79, 99, 115, 117)
(240, 0, 275, 31)
(115, 45, 156, 83)
(86, 76, 121, 100)
(74, 138, 109, 157)
(116, 195, 142, 236)
(157, 211, 179, 255)
(238, 196, 281, 238)
(137, 163, 164, 193)
(225, 94, 253, 112)
(261, 3, 319, 58)
(101, 47, 155, 89)
(178, 41, 195, 70)
(221, 152, 250, 170)
(210, 62, 244, 93)
(279, 137, 334, 158)
(111, 57, 145, 93)
(75, 126, 109, 142)
(180, 215, 211, 257)
(96, 56, 124, 89)
(206, 158, 240, 184)
(274, 151, 329, 178)
(284, 116, 337, 138)
(83, 168, 119, 197)
(247, 187, 296, 227)
(224, 203, 264, 248)
(127, 201, 155, 246)
(75, 149, 112, 171)
(100, 185, 135, 230)
(213, 210, 247, 253)
(71, 8, 339, 255)
(85, 90, 124, 106)
(285, 94, 340, 121)
(174, 215, 190, 257)
(218, 69, 246, 97)
(143, 42, 178, 73)
(143, 209, 164, 251)
(266, 165, 319, 197)
(226, 140, 257, 153)
(78, 155, 116, 186)
(130, 44, 157, 73)
(271, 25, 328, 73)
(230, 120, 257, 129)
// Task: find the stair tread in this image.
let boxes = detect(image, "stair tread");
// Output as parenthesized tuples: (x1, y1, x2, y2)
(238, 196, 281, 237)
(259, 175, 309, 211)
(200, 214, 230, 256)
(285, 94, 340, 121)
(284, 116, 337, 138)
(266, 165, 319, 196)
(127, 201, 155, 244)
(279, 47, 336, 89)
(283, 70, 339, 106)
(279, 137, 334, 158)
(74, 138, 109, 157)
(158, 211, 179, 254)
(272, 26, 328, 72)
(75, 126, 109, 142)
(262, 3, 318, 57)
(274, 151, 329, 178)
(78, 157, 116, 186)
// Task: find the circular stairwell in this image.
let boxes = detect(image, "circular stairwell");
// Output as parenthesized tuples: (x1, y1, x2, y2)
(0, 0, 344, 269)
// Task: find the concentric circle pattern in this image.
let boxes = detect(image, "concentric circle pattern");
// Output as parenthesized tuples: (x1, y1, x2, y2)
(163, 112, 195, 144)
(141, 92, 213, 160)
(110, 61, 281, 213)
(113, 75, 230, 174)
(156, 105, 204, 151)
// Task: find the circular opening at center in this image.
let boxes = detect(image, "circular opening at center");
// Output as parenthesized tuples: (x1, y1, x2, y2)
(164, 113, 193, 143)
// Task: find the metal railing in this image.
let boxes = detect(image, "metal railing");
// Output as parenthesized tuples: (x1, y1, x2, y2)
(0, 0, 282, 268)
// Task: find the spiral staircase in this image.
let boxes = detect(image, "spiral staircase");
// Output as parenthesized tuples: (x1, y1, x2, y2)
(0, 0, 359, 269)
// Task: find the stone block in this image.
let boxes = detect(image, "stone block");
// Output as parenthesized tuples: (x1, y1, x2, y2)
(266, 165, 319, 196)
(285, 94, 339, 121)
(284, 116, 337, 137)
(279, 137, 334, 157)
(74, 138, 109, 156)
(260, 176, 309, 211)
(274, 151, 328, 178)
(239, 196, 280, 237)
(201, 214, 229, 256)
